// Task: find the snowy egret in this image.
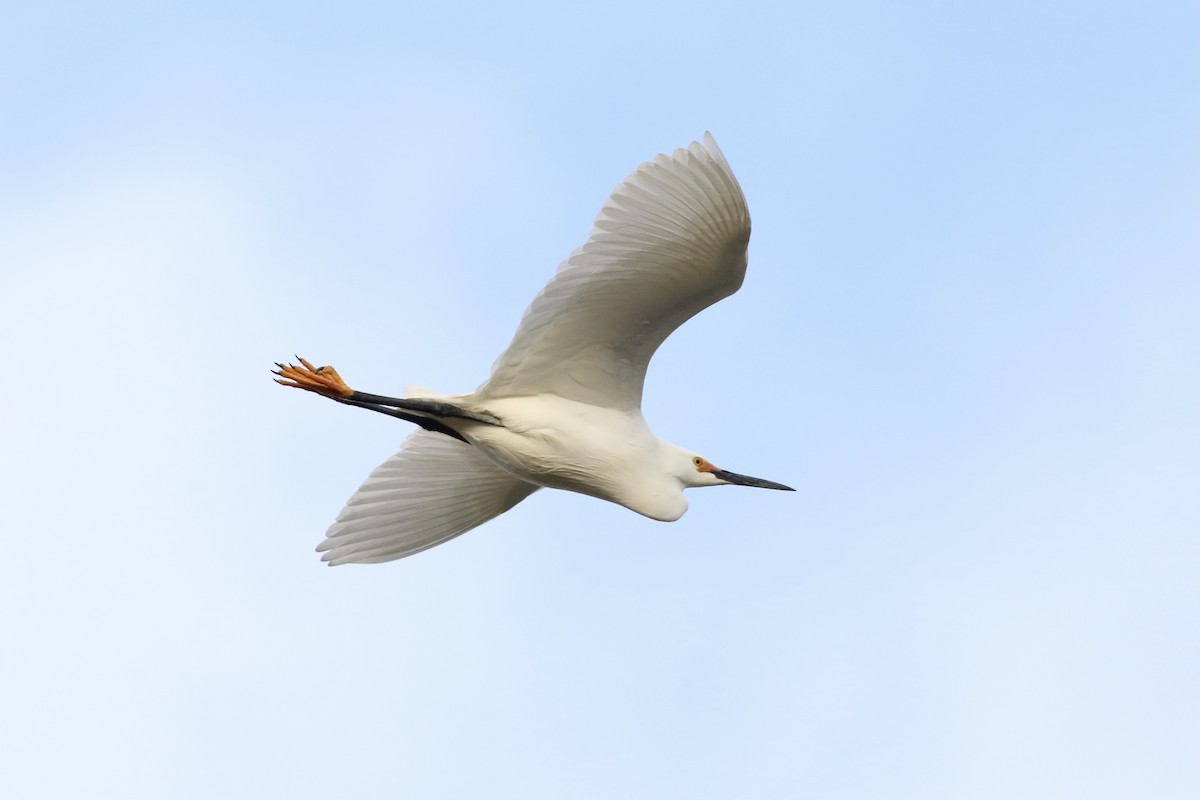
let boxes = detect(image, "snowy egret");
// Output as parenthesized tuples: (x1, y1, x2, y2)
(275, 133, 793, 564)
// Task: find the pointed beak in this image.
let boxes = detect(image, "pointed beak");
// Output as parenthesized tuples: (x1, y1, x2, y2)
(710, 468, 795, 491)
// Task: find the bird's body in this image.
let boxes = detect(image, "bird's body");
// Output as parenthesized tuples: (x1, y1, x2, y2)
(450, 394, 690, 521)
(276, 133, 793, 564)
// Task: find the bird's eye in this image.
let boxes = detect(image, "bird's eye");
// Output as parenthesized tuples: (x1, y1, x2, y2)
(692, 456, 704, 468)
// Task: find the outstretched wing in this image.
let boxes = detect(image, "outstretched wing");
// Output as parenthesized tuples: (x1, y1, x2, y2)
(317, 431, 538, 565)
(478, 132, 751, 411)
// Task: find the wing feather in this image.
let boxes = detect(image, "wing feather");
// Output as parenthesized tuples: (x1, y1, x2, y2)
(478, 132, 750, 410)
(316, 431, 538, 565)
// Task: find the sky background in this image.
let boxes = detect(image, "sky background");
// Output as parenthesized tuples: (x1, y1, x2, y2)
(2, 1, 1198, 797)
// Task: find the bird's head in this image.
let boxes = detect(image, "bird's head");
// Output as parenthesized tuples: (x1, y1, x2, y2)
(682, 454, 795, 492)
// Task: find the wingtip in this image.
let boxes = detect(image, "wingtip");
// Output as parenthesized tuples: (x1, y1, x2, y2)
(700, 131, 729, 165)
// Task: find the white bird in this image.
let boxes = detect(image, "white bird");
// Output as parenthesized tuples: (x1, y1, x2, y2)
(275, 133, 793, 565)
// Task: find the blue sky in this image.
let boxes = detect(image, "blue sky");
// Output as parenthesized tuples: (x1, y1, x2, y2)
(2, 1, 1198, 797)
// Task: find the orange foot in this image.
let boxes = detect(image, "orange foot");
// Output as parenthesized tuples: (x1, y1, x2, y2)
(273, 356, 354, 399)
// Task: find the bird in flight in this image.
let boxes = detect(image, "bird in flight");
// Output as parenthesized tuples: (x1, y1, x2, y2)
(275, 133, 793, 565)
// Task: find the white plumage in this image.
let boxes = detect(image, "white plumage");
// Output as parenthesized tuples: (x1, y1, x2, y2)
(318, 431, 537, 565)
(277, 133, 792, 565)
(480, 132, 750, 410)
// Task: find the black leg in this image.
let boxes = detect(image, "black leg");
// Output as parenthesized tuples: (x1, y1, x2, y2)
(333, 397, 471, 443)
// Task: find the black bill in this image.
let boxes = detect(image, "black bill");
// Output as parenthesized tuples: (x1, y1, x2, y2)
(711, 469, 795, 491)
